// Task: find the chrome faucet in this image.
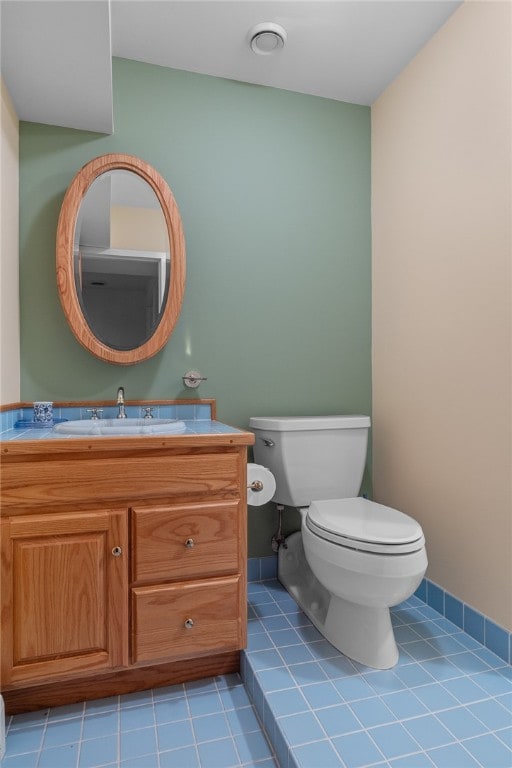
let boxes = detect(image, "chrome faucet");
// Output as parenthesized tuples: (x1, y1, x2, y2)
(116, 387, 127, 419)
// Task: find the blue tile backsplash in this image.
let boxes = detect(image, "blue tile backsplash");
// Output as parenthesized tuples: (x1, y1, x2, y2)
(0, 402, 243, 441)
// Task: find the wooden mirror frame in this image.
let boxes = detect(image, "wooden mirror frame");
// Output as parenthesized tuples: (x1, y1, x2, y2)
(56, 153, 186, 365)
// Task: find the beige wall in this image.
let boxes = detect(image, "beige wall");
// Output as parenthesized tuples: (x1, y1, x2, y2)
(0, 78, 20, 404)
(111, 206, 168, 252)
(372, 1, 512, 630)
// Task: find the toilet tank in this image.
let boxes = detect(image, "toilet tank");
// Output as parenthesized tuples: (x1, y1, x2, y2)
(249, 415, 371, 508)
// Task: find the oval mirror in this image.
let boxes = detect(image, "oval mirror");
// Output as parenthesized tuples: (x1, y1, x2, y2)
(56, 154, 185, 364)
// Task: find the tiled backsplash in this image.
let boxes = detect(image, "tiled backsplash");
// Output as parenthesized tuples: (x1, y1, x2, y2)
(248, 556, 512, 666)
(0, 402, 214, 439)
(416, 578, 511, 666)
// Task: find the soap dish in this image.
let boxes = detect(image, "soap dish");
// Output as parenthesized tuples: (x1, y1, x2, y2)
(14, 418, 68, 429)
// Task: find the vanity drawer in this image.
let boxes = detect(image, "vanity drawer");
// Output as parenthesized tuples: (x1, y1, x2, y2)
(0, 451, 241, 512)
(131, 501, 241, 583)
(131, 576, 242, 663)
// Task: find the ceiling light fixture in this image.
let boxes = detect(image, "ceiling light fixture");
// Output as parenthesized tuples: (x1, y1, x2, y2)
(250, 22, 287, 55)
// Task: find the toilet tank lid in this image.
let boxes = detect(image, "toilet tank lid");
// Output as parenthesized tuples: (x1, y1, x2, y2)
(249, 415, 371, 431)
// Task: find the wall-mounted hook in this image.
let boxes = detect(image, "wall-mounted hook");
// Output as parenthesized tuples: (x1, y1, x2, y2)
(182, 370, 208, 389)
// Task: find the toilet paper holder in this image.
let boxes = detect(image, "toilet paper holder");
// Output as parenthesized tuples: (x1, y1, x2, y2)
(246, 463, 276, 506)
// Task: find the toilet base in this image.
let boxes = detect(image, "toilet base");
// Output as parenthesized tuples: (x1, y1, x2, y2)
(278, 531, 399, 669)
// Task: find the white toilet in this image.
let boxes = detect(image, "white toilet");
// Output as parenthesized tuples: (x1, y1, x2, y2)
(249, 415, 427, 669)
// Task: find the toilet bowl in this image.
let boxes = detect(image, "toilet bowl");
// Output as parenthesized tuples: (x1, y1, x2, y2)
(249, 415, 428, 669)
(301, 498, 426, 667)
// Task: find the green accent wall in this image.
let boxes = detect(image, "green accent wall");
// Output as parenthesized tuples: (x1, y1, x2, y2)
(19, 58, 371, 555)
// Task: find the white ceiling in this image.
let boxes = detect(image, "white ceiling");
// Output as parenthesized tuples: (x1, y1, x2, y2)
(1, 0, 114, 133)
(1, 0, 462, 135)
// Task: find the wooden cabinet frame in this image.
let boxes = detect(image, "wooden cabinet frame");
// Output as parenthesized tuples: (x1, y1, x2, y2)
(0, 429, 253, 714)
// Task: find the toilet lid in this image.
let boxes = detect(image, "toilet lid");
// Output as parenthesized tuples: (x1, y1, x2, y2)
(306, 497, 425, 554)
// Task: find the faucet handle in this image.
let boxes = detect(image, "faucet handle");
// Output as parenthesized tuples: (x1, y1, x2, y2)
(142, 407, 155, 419)
(86, 408, 103, 420)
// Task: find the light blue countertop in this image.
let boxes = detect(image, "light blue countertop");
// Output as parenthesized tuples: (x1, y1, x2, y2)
(0, 403, 246, 442)
(1, 420, 244, 442)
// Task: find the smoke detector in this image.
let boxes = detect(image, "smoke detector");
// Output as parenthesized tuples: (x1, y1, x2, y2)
(250, 22, 287, 55)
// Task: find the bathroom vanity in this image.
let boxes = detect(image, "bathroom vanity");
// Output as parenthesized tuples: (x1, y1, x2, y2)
(0, 405, 254, 714)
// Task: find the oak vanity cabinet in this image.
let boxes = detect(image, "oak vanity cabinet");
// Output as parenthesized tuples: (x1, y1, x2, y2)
(0, 431, 252, 714)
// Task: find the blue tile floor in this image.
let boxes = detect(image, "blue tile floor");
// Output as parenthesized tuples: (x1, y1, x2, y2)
(3, 582, 511, 768)
(242, 580, 512, 768)
(2, 676, 277, 768)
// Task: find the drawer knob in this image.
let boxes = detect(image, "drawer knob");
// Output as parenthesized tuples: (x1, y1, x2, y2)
(184, 618, 194, 629)
(185, 538, 195, 548)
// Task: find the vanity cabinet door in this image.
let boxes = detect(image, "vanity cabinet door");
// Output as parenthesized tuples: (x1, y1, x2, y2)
(0, 510, 128, 686)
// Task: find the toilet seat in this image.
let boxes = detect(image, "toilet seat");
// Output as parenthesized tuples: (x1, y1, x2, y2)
(306, 497, 425, 555)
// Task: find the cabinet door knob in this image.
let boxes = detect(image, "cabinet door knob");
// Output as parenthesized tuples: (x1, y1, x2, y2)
(184, 618, 194, 629)
(111, 546, 122, 557)
(185, 538, 194, 548)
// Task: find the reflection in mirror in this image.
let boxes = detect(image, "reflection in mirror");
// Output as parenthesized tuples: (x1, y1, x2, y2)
(56, 154, 186, 365)
(75, 170, 170, 350)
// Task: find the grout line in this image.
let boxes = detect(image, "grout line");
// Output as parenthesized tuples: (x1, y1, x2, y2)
(242, 577, 512, 768)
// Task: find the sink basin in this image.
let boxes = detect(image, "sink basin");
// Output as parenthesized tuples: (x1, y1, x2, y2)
(53, 418, 187, 436)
